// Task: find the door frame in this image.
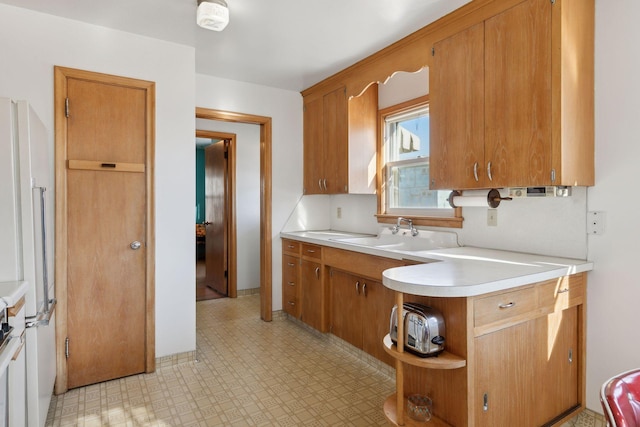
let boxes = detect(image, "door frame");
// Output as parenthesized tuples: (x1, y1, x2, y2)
(196, 107, 272, 321)
(53, 66, 156, 394)
(197, 130, 237, 298)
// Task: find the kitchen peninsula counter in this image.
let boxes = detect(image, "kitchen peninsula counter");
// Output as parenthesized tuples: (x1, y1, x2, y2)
(281, 229, 592, 426)
(280, 230, 593, 297)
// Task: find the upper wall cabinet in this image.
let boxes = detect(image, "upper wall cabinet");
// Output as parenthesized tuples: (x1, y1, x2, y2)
(303, 84, 377, 195)
(430, 0, 594, 190)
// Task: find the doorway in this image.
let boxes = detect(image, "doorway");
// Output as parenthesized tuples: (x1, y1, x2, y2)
(195, 108, 272, 321)
(195, 131, 237, 300)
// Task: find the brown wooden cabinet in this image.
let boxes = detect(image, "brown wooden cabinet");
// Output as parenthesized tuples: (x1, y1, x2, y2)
(329, 269, 395, 366)
(384, 273, 586, 427)
(302, 84, 377, 194)
(430, 22, 485, 190)
(474, 305, 580, 426)
(281, 239, 301, 317)
(281, 239, 412, 364)
(281, 254, 300, 317)
(299, 243, 328, 332)
(430, 0, 594, 190)
(281, 240, 328, 331)
(300, 257, 326, 331)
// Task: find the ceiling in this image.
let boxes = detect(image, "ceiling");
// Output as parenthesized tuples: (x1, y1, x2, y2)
(0, 0, 470, 92)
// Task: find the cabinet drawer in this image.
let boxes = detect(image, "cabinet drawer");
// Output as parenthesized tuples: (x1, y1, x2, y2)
(283, 283, 299, 316)
(538, 274, 586, 313)
(282, 239, 300, 255)
(301, 243, 322, 260)
(474, 287, 537, 333)
(282, 255, 299, 282)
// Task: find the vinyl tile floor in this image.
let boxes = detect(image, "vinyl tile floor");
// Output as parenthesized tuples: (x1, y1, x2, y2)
(46, 294, 603, 426)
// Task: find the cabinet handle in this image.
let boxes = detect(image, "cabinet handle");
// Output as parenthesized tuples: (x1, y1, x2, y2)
(498, 302, 515, 309)
(323, 179, 327, 191)
(288, 301, 295, 306)
(473, 162, 479, 182)
(318, 179, 323, 191)
(362, 282, 367, 297)
(558, 288, 570, 294)
(487, 161, 493, 181)
(307, 249, 316, 253)
(288, 281, 295, 286)
(315, 267, 320, 279)
(568, 348, 573, 363)
(287, 244, 295, 249)
(355, 281, 360, 294)
(287, 262, 295, 267)
(483, 393, 489, 412)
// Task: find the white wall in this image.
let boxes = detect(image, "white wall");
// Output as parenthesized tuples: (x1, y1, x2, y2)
(0, 4, 197, 358)
(195, 74, 303, 310)
(195, 119, 261, 291)
(584, 0, 640, 411)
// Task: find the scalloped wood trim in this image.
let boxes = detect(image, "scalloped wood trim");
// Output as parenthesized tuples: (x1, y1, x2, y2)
(301, 0, 526, 101)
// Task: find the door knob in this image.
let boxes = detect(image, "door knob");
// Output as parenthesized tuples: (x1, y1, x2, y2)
(130, 241, 142, 250)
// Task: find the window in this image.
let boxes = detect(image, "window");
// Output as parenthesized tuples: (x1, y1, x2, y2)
(377, 96, 461, 227)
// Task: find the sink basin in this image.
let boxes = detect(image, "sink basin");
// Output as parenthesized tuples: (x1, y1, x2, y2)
(331, 230, 459, 252)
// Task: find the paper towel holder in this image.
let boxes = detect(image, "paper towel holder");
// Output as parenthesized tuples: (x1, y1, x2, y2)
(448, 189, 512, 209)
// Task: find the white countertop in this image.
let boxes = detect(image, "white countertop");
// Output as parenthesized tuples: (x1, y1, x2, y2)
(280, 230, 593, 297)
(0, 280, 28, 311)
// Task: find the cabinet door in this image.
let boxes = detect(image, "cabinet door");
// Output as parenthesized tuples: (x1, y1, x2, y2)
(361, 279, 395, 366)
(474, 321, 537, 426)
(536, 306, 579, 425)
(282, 254, 300, 317)
(329, 270, 362, 348)
(303, 96, 324, 194)
(430, 22, 485, 190)
(485, 0, 552, 187)
(301, 259, 326, 331)
(323, 87, 348, 194)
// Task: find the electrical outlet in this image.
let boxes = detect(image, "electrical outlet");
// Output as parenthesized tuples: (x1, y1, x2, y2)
(587, 211, 605, 235)
(487, 209, 498, 226)
(337, 207, 342, 219)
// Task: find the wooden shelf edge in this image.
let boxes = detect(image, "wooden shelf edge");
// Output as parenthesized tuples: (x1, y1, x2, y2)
(383, 394, 452, 427)
(383, 334, 466, 369)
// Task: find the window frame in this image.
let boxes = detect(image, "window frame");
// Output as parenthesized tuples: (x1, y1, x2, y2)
(376, 95, 462, 228)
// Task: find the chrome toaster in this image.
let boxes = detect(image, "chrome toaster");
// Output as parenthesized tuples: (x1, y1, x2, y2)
(389, 303, 446, 357)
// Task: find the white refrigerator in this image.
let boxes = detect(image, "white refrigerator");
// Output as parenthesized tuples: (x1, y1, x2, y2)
(0, 98, 56, 427)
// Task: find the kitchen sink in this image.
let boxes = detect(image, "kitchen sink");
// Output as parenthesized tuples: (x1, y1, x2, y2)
(331, 230, 460, 252)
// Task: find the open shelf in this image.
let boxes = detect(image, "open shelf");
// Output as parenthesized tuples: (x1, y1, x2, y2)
(383, 334, 466, 369)
(383, 394, 452, 427)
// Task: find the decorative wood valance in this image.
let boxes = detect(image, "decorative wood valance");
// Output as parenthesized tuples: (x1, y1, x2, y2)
(301, 0, 525, 100)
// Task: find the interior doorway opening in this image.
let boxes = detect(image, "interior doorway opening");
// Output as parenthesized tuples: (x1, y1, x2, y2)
(195, 131, 235, 301)
(195, 107, 273, 321)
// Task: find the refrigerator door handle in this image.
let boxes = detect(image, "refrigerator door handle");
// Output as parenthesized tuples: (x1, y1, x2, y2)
(34, 186, 52, 315)
(26, 298, 56, 328)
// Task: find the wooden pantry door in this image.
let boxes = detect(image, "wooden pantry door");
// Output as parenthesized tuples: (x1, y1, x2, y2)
(54, 67, 155, 391)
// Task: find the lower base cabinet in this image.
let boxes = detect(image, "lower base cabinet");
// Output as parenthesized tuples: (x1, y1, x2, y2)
(384, 273, 586, 427)
(329, 269, 395, 366)
(300, 258, 326, 331)
(474, 305, 579, 426)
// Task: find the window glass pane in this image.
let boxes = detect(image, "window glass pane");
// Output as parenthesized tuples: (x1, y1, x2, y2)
(384, 105, 451, 215)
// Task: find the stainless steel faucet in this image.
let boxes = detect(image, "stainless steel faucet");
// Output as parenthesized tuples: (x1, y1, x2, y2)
(391, 217, 419, 236)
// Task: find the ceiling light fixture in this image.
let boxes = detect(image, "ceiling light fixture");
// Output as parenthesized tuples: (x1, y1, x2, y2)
(197, 0, 229, 32)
